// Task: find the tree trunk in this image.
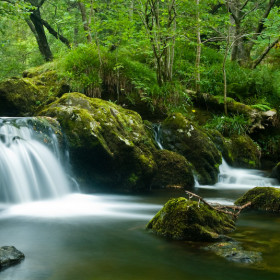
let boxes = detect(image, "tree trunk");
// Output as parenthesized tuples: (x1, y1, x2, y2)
(78, 2, 92, 43)
(29, 9, 53, 61)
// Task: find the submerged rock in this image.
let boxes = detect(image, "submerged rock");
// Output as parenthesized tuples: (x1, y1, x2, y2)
(0, 246, 25, 269)
(147, 197, 235, 241)
(160, 113, 222, 185)
(235, 187, 280, 212)
(205, 241, 262, 264)
(40, 92, 158, 191)
(151, 150, 194, 190)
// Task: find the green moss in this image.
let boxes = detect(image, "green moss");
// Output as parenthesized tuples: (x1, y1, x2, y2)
(39, 92, 157, 191)
(147, 197, 235, 241)
(151, 150, 194, 190)
(0, 66, 69, 116)
(161, 113, 222, 185)
(235, 187, 280, 212)
(229, 135, 260, 169)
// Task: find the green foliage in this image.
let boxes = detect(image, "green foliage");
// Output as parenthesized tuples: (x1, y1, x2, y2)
(61, 44, 102, 93)
(204, 114, 249, 136)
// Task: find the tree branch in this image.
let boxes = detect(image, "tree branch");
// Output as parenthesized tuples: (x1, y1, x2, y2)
(32, 13, 71, 48)
(252, 37, 280, 69)
(185, 191, 251, 219)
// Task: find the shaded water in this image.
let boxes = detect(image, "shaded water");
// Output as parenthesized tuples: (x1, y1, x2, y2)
(0, 193, 280, 280)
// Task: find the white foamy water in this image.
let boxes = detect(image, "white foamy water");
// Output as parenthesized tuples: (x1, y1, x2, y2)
(0, 194, 162, 220)
(0, 118, 71, 203)
(197, 159, 278, 191)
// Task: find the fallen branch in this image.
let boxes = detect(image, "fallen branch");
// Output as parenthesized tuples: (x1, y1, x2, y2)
(185, 191, 251, 219)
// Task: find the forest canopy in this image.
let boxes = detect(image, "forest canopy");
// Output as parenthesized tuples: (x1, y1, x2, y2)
(1, 0, 280, 112)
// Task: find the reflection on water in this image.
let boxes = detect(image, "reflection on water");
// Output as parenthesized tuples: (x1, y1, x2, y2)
(0, 193, 280, 280)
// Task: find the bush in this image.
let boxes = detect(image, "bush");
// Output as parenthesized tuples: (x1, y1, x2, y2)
(204, 114, 249, 136)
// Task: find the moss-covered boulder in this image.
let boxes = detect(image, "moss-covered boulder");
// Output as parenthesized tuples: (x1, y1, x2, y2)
(207, 130, 260, 169)
(147, 197, 235, 241)
(39, 92, 157, 191)
(151, 150, 194, 190)
(0, 64, 69, 116)
(226, 135, 260, 169)
(235, 187, 280, 212)
(160, 113, 222, 185)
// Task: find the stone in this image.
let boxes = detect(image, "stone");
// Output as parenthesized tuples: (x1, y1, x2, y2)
(39, 92, 157, 191)
(147, 197, 235, 241)
(160, 113, 222, 185)
(151, 150, 194, 190)
(0, 64, 69, 116)
(0, 246, 25, 269)
(235, 187, 280, 212)
(204, 241, 262, 264)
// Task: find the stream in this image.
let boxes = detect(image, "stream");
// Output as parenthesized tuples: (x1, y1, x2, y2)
(0, 119, 280, 279)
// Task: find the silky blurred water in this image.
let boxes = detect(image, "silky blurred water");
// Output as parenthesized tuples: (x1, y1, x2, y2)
(0, 192, 279, 280)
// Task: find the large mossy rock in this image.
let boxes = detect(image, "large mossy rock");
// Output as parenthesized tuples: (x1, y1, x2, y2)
(151, 150, 194, 190)
(235, 187, 280, 212)
(39, 92, 158, 191)
(0, 65, 69, 116)
(226, 135, 260, 169)
(207, 130, 260, 169)
(160, 113, 222, 185)
(147, 197, 235, 241)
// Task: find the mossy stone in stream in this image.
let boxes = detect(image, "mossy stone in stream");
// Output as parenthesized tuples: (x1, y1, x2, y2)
(235, 187, 280, 212)
(39, 92, 157, 191)
(147, 197, 235, 241)
(151, 150, 194, 190)
(160, 113, 222, 185)
(207, 130, 260, 169)
(227, 135, 260, 169)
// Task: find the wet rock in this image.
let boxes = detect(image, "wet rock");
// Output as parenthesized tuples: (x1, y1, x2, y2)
(204, 241, 262, 264)
(207, 129, 260, 169)
(147, 197, 235, 241)
(0, 246, 25, 269)
(160, 113, 222, 185)
(235, 187, 280, 212)
(151, 150, 194, 190)
(227, 135, 261, 169)
(39, 92, 157, 191)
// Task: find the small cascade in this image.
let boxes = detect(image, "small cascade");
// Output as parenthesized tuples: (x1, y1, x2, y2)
(0, 118, 72, 204)
(197, 158, 278, 190)
(152, 123, 164, 150)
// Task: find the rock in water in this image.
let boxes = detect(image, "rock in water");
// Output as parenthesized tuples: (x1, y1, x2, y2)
(235, 187, 280, 212)
(147, 197, 235, 241)
(204, 241, 262, 264)
(160, 113, 222, 185)
(0, 246, 25, 269)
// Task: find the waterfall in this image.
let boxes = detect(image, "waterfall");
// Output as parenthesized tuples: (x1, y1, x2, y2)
(196, 158, 279, 190)
(152, 123, 164, 150)
(0, 118, 71, 204)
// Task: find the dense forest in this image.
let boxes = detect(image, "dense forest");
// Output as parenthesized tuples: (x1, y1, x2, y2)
(1, 0, 280, 110)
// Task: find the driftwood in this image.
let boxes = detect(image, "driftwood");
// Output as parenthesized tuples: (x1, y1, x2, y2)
(185, 191, 251, 219)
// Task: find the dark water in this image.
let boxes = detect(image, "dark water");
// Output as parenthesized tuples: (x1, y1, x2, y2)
(0, 192, 279, 280)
